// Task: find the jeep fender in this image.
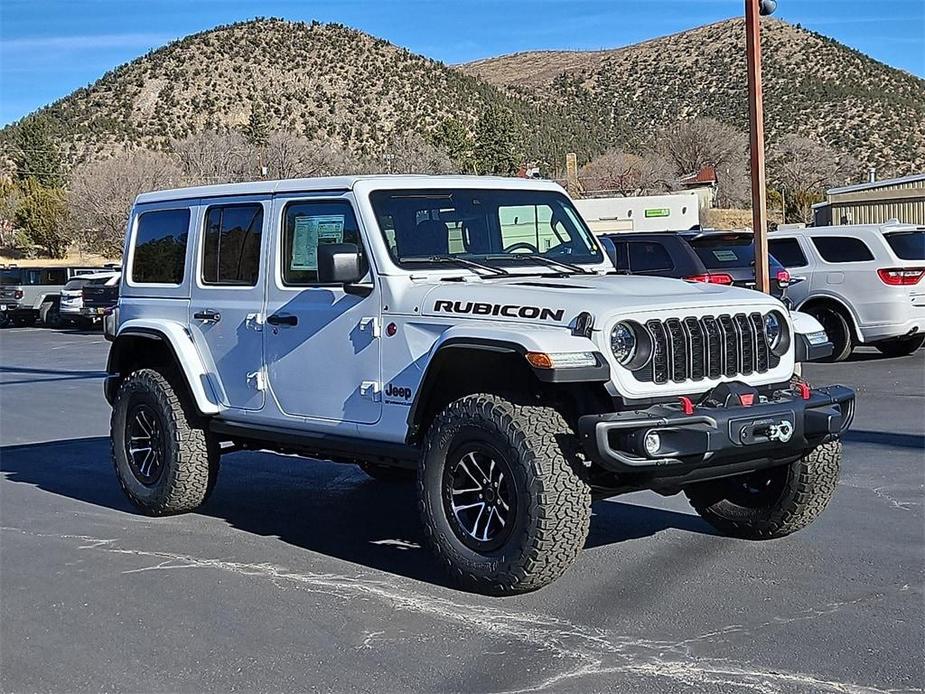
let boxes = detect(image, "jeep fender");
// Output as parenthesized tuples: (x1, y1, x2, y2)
(405, 322, 608, 440)
(790, 310, 825, 338)
(108, 319, 222, 415)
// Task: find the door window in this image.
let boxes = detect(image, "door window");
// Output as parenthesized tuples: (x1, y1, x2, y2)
(811, 236, 874, 263)
(131, 209, 191, 284)
(768, 238, 808, 268)
(281, 200, 363, 286)
(201, 204, 263, 286)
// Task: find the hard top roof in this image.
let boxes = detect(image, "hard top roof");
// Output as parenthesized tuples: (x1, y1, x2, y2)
(134, 174, 566, 205)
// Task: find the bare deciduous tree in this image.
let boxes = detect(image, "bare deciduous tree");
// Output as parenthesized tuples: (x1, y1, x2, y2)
(578, 149, 677, 197)
(69, 150, 183, 256)
(361, 132, 455, 175)
(262, 133, 356, 179)
(768, 135, 859, 223)
(658, 118, 749, 207)
(171, 131, 256, 185)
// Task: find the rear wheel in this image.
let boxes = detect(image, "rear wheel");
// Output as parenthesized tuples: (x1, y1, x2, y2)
(418, 394, 591, 594)
(39, 300, 62, 328)
(111, 368, 220, 515)
(876, 334, 925, 358)
(684, 440, 841, 539)
(806, 306, 852, 362)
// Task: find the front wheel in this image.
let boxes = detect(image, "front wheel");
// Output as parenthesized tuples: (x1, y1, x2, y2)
(684, 440, 841, 539)
(418, 394, 591, 594)
(111, 369, 220, 515)
(876, 334, 925, 358)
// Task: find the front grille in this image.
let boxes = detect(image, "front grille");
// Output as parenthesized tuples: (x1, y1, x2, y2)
(634, 313, 778, 384)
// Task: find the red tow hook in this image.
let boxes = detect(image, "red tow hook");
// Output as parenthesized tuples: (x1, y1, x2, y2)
(796, 381, 811, 400)
(739, 393, 755, 407)
(679, 396, 694, 415)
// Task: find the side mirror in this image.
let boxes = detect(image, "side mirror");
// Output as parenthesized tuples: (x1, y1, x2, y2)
(317, 243, 363, 285)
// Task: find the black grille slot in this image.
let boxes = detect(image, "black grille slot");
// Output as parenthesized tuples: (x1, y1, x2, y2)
(646, 319, 670, 384)
(633, 313, 774, 384)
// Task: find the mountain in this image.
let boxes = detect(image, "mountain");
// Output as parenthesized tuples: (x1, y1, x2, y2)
(3, 17, 923, 176)
(2, 18, 603, 168)
(462, 18, 925, 175)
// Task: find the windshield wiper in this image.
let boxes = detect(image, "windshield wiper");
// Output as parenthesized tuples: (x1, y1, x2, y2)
(484, 253, 596, 275)
(400, 255, 509, 276)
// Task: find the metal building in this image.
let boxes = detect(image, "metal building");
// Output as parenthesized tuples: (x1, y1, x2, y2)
(813, 173, 925, 226)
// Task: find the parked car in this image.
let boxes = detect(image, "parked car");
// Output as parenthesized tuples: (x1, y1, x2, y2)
(769, 222, 925, 360)
(599, 230, 792, 300)
(104, 175, 852, 595)
(0, 265, 110, 327)
(80, 273, 121, 326)
(60, 272, 120, 328)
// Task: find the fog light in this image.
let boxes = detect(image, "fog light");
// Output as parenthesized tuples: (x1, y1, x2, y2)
(644, 430, 661, 456)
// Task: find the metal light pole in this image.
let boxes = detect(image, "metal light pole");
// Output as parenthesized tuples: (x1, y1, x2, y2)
(746, 0, 776, 293)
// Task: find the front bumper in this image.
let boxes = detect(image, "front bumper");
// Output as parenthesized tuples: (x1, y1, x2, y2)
(579, 382, 855, 476)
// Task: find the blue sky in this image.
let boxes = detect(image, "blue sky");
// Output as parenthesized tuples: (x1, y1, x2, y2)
(1, 0, 923, 125)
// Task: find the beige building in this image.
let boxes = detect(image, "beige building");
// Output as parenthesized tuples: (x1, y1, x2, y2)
(813, 173, 925, 226)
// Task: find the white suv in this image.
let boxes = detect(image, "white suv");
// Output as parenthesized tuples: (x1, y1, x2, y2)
(769, 222, 925, 360)
(105, 175, 854, 594)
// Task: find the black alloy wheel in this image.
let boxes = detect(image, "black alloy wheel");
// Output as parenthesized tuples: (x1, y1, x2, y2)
(443, 444, 517, 552)
(125, 404, 166, 486)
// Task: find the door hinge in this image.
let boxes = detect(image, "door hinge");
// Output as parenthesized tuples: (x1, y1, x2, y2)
(360, 380, 381, 401)
(247, 369, 267, 392)
(359, 316, 381, 338)
(246, 312, 265, 331)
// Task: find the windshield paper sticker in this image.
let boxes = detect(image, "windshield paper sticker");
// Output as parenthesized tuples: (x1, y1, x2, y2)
(291, 215, 345, 271)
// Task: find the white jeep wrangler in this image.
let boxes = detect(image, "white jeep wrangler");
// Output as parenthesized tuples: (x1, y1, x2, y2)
(105, 175, 854, 594)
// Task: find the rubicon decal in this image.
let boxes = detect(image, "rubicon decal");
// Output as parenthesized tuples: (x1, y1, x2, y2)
(434, 300, 565, 322)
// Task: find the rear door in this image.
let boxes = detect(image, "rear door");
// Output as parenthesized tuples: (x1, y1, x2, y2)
(188, 197, 268, 412)
(883, 228, 925, 311)
(769, 236, 813, 305)
(807, 235, 879, 325)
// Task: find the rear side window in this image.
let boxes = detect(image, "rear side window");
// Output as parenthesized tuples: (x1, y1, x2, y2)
(63, 279, 87, 290)
(202, 204, 263, 286)
(628, 241, 673, 272)
(41, 268, 68, 284)
(811, 236, 874, 263)
(768, 238, 808, 268)
(885, 231, 925, 260)
(131, 209, 191, 284)
(689, 236, 754, 268)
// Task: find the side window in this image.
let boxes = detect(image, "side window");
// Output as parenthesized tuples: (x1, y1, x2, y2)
(628, 241, 674, 272)
(768, 238, 808, 268)
(24, 270, 42, 285)
(811, 236, 874, 263)
(281, 200, 363, 286)
(202, 204, 263, 286)
(131, 209, 191, 284)
(42, 268, 67, 285)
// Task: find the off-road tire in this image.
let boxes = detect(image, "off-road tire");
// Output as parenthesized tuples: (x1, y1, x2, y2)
(359, 461, 415, 482)
(39, 301, 62, 328)
(111, 368, 220, 515)
(876, 334, 925, 358)
(807, 307, 852, 362)
(684, 440, 841, 539)
(418, 393, 591, 594)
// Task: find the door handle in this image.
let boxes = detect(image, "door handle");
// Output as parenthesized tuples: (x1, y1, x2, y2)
(194, 309, 221, 322)
(267, 313, 298, 327)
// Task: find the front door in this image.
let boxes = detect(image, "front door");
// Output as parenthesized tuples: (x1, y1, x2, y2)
(263, 195, 381, 425)
(188, 197, 268, 411)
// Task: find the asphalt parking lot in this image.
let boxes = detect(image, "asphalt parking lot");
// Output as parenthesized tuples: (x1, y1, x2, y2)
(1, 326, 922, 693)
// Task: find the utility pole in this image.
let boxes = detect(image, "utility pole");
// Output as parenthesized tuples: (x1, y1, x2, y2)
(746, 0, 776, 293)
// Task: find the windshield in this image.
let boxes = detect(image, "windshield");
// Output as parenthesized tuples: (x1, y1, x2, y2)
(0, 269, 22, 285)
(885, 230, 925, 260)
(369, 189, 603, 270)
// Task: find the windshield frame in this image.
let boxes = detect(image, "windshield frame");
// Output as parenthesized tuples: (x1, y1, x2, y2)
(367, 187, 606, 273)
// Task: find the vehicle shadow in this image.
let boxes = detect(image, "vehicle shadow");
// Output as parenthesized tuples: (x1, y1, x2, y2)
(1, 436, 713, 588)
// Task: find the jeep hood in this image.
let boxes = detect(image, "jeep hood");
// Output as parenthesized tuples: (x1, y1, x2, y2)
(418, 274, 781, 325)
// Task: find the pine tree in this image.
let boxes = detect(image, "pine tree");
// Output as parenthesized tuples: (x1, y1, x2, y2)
(473, 106, 520, 176)
(13, 116, 64, 188)
(432, 118, 473, 171)
(242, 103, 270, 147)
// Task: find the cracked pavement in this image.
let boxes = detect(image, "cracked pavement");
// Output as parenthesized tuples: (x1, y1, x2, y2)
(1, 328, 923, 693)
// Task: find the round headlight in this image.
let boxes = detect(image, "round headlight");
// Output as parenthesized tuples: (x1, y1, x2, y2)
(764, 312, 782, 349)
(611, 322, 637, 365)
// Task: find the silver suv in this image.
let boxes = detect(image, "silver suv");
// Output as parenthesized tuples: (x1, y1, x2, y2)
(769, 222, 925, 360)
